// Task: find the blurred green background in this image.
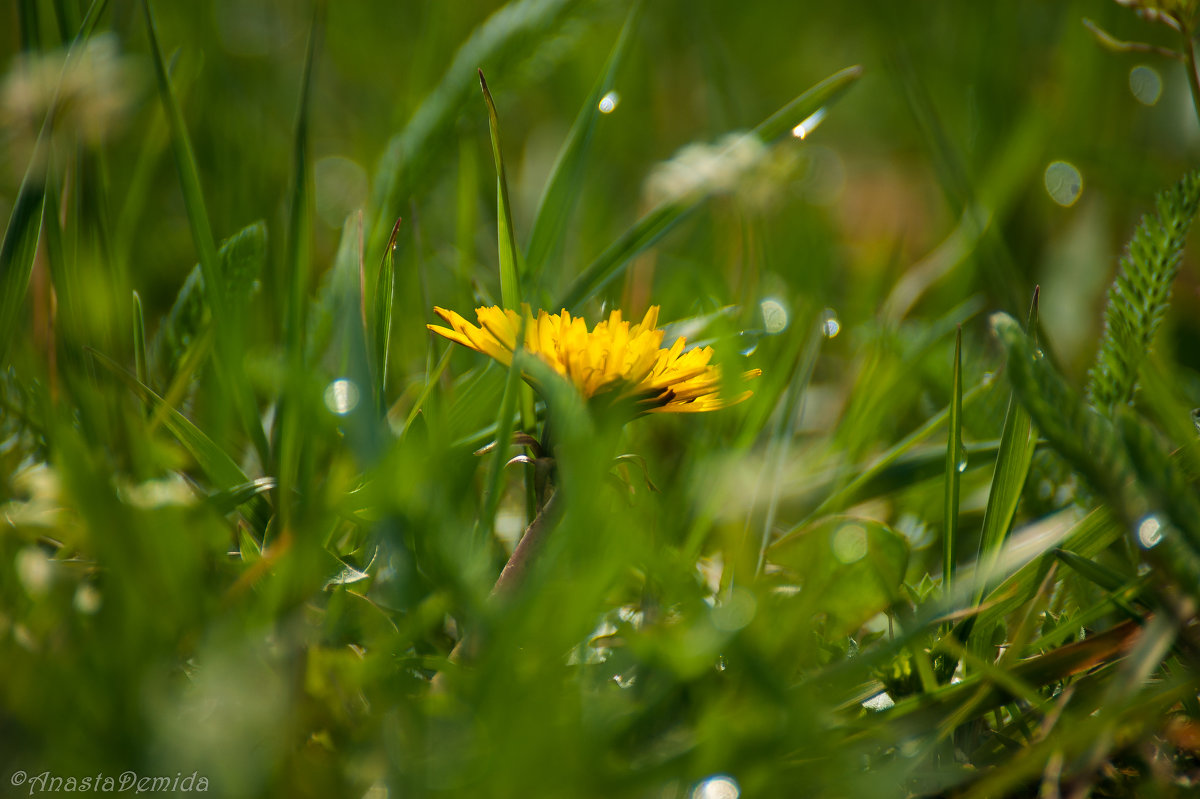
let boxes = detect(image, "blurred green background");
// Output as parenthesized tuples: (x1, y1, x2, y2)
(5, 0, 1200, 797)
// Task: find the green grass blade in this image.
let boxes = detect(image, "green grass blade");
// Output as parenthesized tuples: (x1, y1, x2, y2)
(972, 289, 1039, 605)
(400, 343, 455, 440)
(523, 2, 642, 289)
(808, 380, 990, 521)
(366, 0, 582, 257)
(0, 163, 46, 362)
(943, 326, 963, 596)
(555, 64, 862, 311)
(88, 348, 272, 534)
(142, 0, 268, 464)
(373, 219, 400, 414)
(479, 69, 522, 309)
(284, 13, 319, 368)
(141, 0, 225, 321)
(752, 64, 864, 142)
(132, 290, 147, 387)
(276, 11, 321, 530)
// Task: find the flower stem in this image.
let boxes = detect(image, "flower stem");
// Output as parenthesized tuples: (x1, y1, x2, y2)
(434, 491, 564, 686)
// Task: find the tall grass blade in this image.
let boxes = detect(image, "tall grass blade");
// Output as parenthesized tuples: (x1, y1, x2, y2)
(523, 2, 642, 290)
(373, 219, 401, 414)
(367, 0, 584, 256)
(972, 288, 1039, 605)
(132, 291, 147, 387)
(943, 326, 963, 595)
(479, 69, 522, 309)
(141, 0, 268, 464)
(0, 164, 46, 363)
(276, 11, 321, 530)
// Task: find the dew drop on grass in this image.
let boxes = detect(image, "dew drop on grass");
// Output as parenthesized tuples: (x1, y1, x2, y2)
(821, 308, 841, 338)
(323, 378, 360, 416)
(598, 90, 620, 114)
(692, 775, 740, 799)
(957, 445, 968, 473)
(1129, 65, 1162, 106)
(1044, 161, 1082, 207)
(1137, 514, 1164, 549)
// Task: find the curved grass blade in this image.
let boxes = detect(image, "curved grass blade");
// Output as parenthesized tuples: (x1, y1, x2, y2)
(523, 1, 643, 289)
(367, 0, 583, 256)
(141, 0, 268, 465)
(555, 64, 862, 311)
(943, 326, 963, 596)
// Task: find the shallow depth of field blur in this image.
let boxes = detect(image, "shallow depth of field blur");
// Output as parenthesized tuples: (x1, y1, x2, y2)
(7, 1, 1200, 797)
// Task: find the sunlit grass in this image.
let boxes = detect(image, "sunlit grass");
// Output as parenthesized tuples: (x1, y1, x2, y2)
(5, 1, 1200, 797)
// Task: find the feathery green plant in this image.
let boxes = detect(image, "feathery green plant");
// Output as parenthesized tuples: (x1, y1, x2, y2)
(1087, 170, 1200, 413)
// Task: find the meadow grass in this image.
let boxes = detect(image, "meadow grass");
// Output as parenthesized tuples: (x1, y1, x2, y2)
(5, 1, 1200, 797)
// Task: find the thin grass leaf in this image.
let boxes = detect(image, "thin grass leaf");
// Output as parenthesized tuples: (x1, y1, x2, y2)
(807, 380, 991, 522)
(0, 166, 46, 363)
(479, 69, 522, 309)
(554, 64, 862, 311)
(367, 0, 586, 257)
(943, 326, 963, 596)
(373, 219, 401, 414)
(141, 0, 225, 323)
(132, 290, 147, 387)
(400, 343, 454, 440)
(1, 0, 111, 354)
(141, 0, 268, 464)
(275, 11, 321, 530)
(991, 312, 1134, 517)
(972, 289, 1039, 606)
(1088, 170, 1200, 413)
(523, 1, 642, 289)
(88, 348, 272, 534)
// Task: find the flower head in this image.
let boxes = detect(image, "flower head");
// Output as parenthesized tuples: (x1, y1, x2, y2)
(428, 305, 760, 415)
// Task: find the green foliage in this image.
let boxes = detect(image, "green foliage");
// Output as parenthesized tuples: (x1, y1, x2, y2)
(10, 1, 1200, 797)
(1087, 170, 1200, 413)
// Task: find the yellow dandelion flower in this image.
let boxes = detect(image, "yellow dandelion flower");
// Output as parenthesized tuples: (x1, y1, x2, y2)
(428, 305, 760, 414)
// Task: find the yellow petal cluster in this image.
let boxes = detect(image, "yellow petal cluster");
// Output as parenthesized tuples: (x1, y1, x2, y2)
(428, 305, 760, 414)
